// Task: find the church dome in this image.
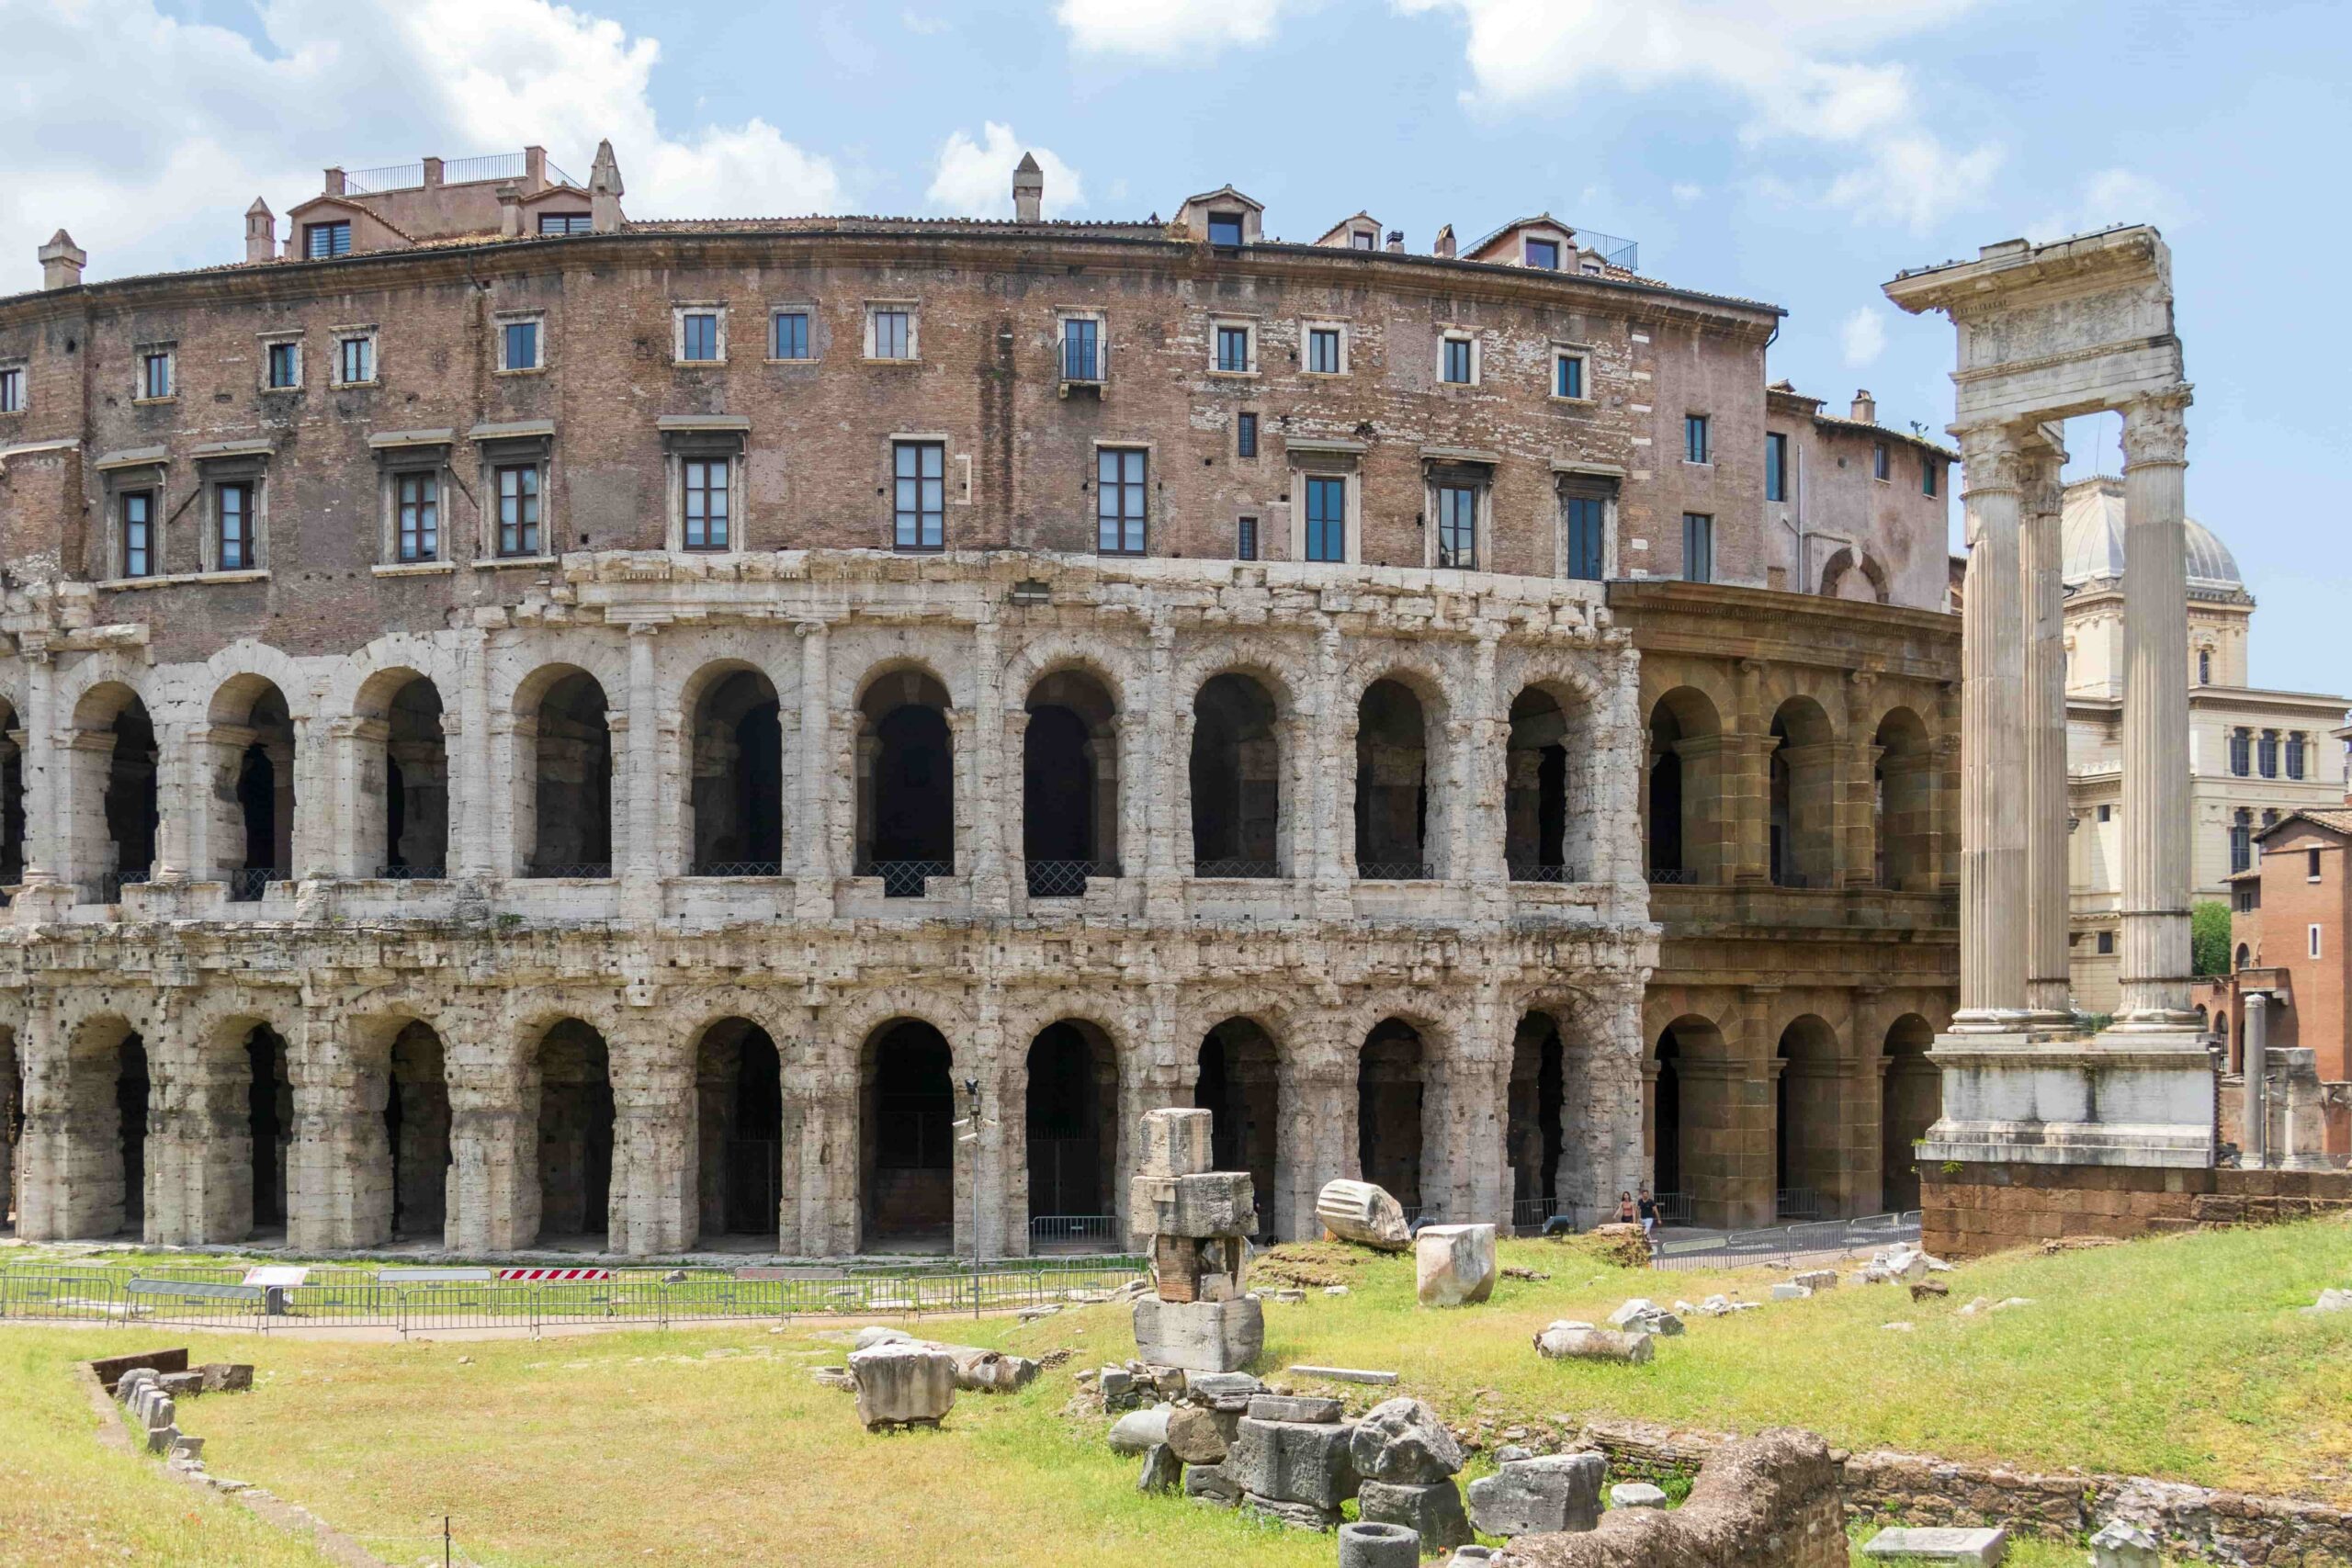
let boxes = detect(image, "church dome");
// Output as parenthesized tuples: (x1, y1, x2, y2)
(2059, 476, 2243, 595)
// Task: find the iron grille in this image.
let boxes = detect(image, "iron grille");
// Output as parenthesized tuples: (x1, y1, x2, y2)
(1509, 861, 1577, 884)
(95, 865, 150, 905)
(375, 864, 447, 881)
(857, 858, 950, 897)
(524, 863, 614, 880)
(1193, 859, 1280, 879)
(1029, 1215, 1122, 1249)
(1775, 1187, 1821, 1222)
(1025, 860, 1116, 897)
(693, 860, 785, 878)
(229, 867, 286, 902)
(1356, 861, 1430, 881)
(1647, 868, 1699, 885)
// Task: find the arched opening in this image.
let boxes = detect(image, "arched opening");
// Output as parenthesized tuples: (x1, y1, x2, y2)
(1645, 688, 1720, 885)
(115, 1033, 149, 1235)
(376, 675, 448, 879)
(694, 1019, 783, 1245)
(1190, 672, 1281, 877)
(532, 1021, 613, 1245)
(861, 1020, 956, 1252)
(526, 671, 615, 877)
(244, 1025, 291, 1238)
(1194, 1019, 1279, 1240)
(1, 1031, 20, 1232)
(1024, 1021, 1118, 1247)
(74, 684, 158, 901)
(1354, 678, 1432, 879)
(210, 677, 298, 900)
(63, 1021, 148, 1237)
(1650, 1031, 1682, 1218)
(1769, 697, 1836, 888)
(1775, 1016, 1840, 1220)
(1508, 1012, 1566, 1230)
(1652, 1015, 1744, 1228)
(856, 670, 955, 897)
(2235, 942, 2251, 972)
(0, 700, 25, 889)
(1023, 669, 1120, 897)
(1356, 1019, 1425, 1215)
(1873, 707, 1932, 890)
(1880, 1015, 1938, 1213)
(1506, 686, 1576, 881)
(688, 669, 784, 875)
(387, 1023, 451, 1242)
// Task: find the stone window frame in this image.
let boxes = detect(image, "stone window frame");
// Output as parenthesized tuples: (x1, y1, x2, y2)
(1436, 327, 1480, 388)
(198, 456, 270, 576)
(1299, 319, 1351, 378)
(332, 324, 380, 389)
(97, 457, 170, 582)
(1424, 460, 1491, 572)
(883, 430, 969, 550)
(1681, 511, 1714, 582)
(1091, 439, 1152, 558)
(1683, 412, 1711, 467)
(472, 429, 557, 563)
(134, 342, 177, 404)
(493, 310, 547, 377)
(865, 300, 921, 363)
(1555, 464, 1622, 582)
(372, 438, 454, 569)
(1208, 315, 1260, 378)
(673, 302, 728, 367)
(766, 303, 819, 364)
(1550, 344, 1592, 404)
(1235, 410, 1260, 461)
(0, 358, 24, 415)
(258, 329, 304, 394)
(1286, 443, 1363, 565)
(1873, 442, 1892, 482)
(1056, 308, 1107, 383)
(660, 421, 750, 555)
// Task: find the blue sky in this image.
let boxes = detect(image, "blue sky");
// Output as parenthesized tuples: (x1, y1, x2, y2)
(10, 0, 2346, 696)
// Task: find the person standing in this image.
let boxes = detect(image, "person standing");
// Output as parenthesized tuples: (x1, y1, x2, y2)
(1636, 1187, 1659, 1241)
(1615, 1190, 1635, 1226)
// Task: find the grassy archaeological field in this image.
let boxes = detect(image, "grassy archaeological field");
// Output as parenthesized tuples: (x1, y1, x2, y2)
(1, 1219, 2346, 1566)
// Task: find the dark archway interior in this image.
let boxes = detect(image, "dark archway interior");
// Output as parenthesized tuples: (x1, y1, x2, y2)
(1023, 670, 1119, 889)
(387, 1022, 450, 1240)
(535, 1021, 613, 1239)
(385, 677, 449, 876)
(1195, 1019, 1278, 1239)
(1775, 1017, 1838, 1218)
(1646, 703, 1685, 874)
(1881, 1015, 1939, 1213)
(862, 1020, 955, 1249)
(245, 1025, 290, 1233)
(1356, 1019, 1424, 1212)
(1190, 672, 1280, 875)
(1652, 1032, 1682, 1203)
(1353, 678, 1430, 875)
(116, 1032, 149, 1231)
(1506, 688, 1571, 878)
(1508, 1013, 1566, 1216)
(2, 1035, 21, 1231)
(0, 703, 24, 886)
(691, 670, 783, 873)
(532, 672, 614, 874)
(860, 671, 955, 894)
(1025, 1021, 1116, 1222)
(105, 699, 160, 886)
(230, 684, 296, 891)
(696, 1020, 784, 1239)
(1873, 708, 1931, 891)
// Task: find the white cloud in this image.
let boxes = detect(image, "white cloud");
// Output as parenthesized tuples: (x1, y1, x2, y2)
(902, 10, 949, 34)
(1669, 182, 1703, 206)
(1839, 305, 1887, 368)
(1056, 0, 1302, 55)
(1391, 0, 1997, 232)
(927, 123, 1084, 220)
(2025, 168, 2186, 244)
(0, 0, 845, 291)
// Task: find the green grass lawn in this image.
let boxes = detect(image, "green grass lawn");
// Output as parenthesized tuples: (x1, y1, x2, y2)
(1, 1219, 2344, 1567)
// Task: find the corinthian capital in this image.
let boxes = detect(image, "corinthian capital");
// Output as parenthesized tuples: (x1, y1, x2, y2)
(2119, 389, 2191, 467)
(1953, 423, 2030, 494)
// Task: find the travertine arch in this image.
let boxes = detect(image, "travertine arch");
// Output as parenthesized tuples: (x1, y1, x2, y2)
(494, 634, 629, 716)
(324, 634, 459, 721)
(61, 662, 155, 733)
(1003, 638, 1136, 715)
(826, 986, 978, 1070)
(1173, 637, 1306, 717)
(198, 643, 316, 724)
(1818, 545, 1892, 604)
(841, 650, 970, 715)
(1638, 667, 1734, 733)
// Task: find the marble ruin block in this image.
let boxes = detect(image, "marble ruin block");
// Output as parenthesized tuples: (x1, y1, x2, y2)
(1533, 1323, 1655, 1363)
(1133, 1296, 1265, 1373)
(1358, 1479, 1472, 1551)
(1466, 1451, 1607, 1537)
(848, 1342, 957, 1429)
(1414, 1223, 1498, 1307)
(1227, 1416, 1362, 1511)
(1136, 1108, 1215, 1179)
(1316, 1179, 1411, 1250)
(1129, 1171, 1255, 1240)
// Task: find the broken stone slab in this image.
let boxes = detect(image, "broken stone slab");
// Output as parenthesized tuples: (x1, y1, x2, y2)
(2088, 1520, 2162, 1568)
(1108, 1404, 1174, 1454)
(1769, 1281, 1813, 1302)
(1165, 1404, 1237, 1464)
(1128, 1171, 1256, 1239)
(1608, 1482, 1667, 1509)
(1136, 1107, 1216, 1178)
(2300, 1287, 2352, 1315)
(1315, 1179, 1411, 1251)
(1956, 1296, 1991, 1316)
(1227, 1416, 1361, 1510)
(940, 1345, 1038, 1393)
(146, 1424, 180, 1455)
(1791, 1269, 1838, 1291)
(1860, 1525, 2008, 1565)
(144, 1394, 177, 1432)
(1911, 1279, 1951, 1302)
(170, 1435, 205, 1461)
(1989, 1297, 2033, 1313)
(1339, 1518, 1421, 1568)
(1273, 1288, 1306, 1304)
(198, 1363, 254, 1393)
(155, 1371, 205, 1399)
(1350, 1397, 1464, 1483)
(1249, 1393, 1343, 1424)
(1465, 1450, 1607, 1537)
(854, 1325, 915, 1351)
(1184, 1462, 1239, 1506)
(1286, 1364, 1396, 1384)
(847, 1342, 956, 1430)
(1447, 1550, 1496, 1566)
(1603, 1299, 1684, 1336)
(1532, 1324, 1653, 1364)
(1414, 1224, 1498, 1308)
(1137, 1442, 1183, 1494)
(1241, 1493, 1341, 1530)
(1187, 1371, 1263, 1410)
(1134, 1295, 1263, 1373)
(1358, 1478, 1472, 1551)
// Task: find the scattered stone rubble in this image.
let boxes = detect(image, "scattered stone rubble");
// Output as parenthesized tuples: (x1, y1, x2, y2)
(1351, 1397, 1474, 1549)
(1468, 1447, 1607, 1537)
(106, 1355, 254, 1471)
(1603, 1300, 1683, 1337)
(1227, 1392, 1363, 1529)
(1131, 1109, 1263, 1373)
(2300, 1285, 2350, 1314)
(1859, 1525, 2008, 1564)
(1496, 1429, 1848, 1568)
(1532, 1322, 1654, 1364)
(2087, 1519, 2161, 1567)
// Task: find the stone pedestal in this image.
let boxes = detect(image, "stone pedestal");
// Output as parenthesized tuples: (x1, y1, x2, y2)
(1134, 1294, 1265, 1372)
(1920, 1030, 2216, 1170)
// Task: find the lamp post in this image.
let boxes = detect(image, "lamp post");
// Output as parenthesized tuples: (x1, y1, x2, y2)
(958, 1077, 983, 1319)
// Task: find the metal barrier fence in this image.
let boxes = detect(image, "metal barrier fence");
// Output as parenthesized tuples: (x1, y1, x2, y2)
(1510, 1197, 1588, 1236)
(1649, 1211, 1920, 1273)
(0, 1258, 1146, 1336)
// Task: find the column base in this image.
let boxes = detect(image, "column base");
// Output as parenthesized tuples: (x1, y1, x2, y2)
(1921, 1027, 2217, 1170)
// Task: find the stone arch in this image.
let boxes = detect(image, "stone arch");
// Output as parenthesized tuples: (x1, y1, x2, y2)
(1351, 664, 1450, 879)
(1506, 676, 1598, 881)
(1647, 1012, 1742, 1228)
(526, 1018, 615, 1247)
(1190, 668, 1285, 877)
(61, 1013, 149, 1239)
(1768, 695, 1838, 888)
(692, 1015, 784, 1245)
(1646, 686, 1723, 884)
(351, 666, 448, 881)
(684, 660, 784, 875)
(1819, 545, 1891, 604)
(1023, 1019, 1119, 1246)
(1872, 705, 1933, 890)
(514, 664, 615, 877)
(1356, 1015, 1430, 1215)
(1507, 1010, 1567, 1226)
(1023, 666, 1120, 894)
(1194, 1014, 1282, 1240)
(854, 664, 955, 896)
(66, 680, 158, 901)
(1881, 1014, 1938, 1213)
(202, 672, 300, 897)
(858, 1016, 956, 1253)
(1774, 1014, 1842, 1219)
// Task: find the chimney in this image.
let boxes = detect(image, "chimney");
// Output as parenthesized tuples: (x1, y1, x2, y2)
(525, 145, 548, 191)
(38, 230, 85, 290)
(1850, 389, 1877, 423)
(244, 199, 276, 265)
(1385, 230, 1404, 254)
(590, 140, 625, 233)
(1432, 224, 1456, 259)
(496, 183, 524, 240)
(1012, 152, 1044, 223)
(423, 155, 445, 189)
(323, 166, 347, 197)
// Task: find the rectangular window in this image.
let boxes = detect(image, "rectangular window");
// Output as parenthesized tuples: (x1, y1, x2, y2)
(1236, 411, 1258, 459)
(1207, 211, 1244, 249)
(121, 490, 154, 578)
(2287, 734, 2306, 779)
(1555, 353, 1584, 400)
(2259, 731, 2279, 778)
(1566, 495, 1605, 581)
(1525, 237, 1561, 270)
(1765, 433, 1788, 502)
(216, 482, 254, 570)
(1922, 457, 1939, 497)
(1435, 483, 1478, 570)
(2230, 728, 2251, 776)
(503, 320, 540, 372)
(2098, 803, 2112, 822)
(1684, 414, 1709, 464)
(537, 213, 593, 235)
(338, 335, 374, 385)
(1350, 231, 1376, 251)
(772, 310, 810, 361)
(1306, 327, 1341, 375)
(1216, 324, 1251, 373)
(1442, 337, 1473, 385)
(141, 351, 173, 400)
(1681, 513, 1713, 582)
(683, 458, 729, 550)
(2312, 848, 2325, 882)
(266, 341, 300, 389)
(304, 220, 351, 259)
(1873, 443, 1891, 480)
(893, 440, 945, 551)
(0, 367, 20, 413)
(1237, 515, 1259, 561)
(1063, 317, 1101, 381)
(872, 310, 912, 360)
(1305, 475, 1347, 563)
(2097, 931, 2115, 955)
(1096, 448, 1147, 556)
(396, 472, 439, 562)
(2313, 924, 2325, 960)
(680, 311, 721, 363)
(497, 464, 541, 557)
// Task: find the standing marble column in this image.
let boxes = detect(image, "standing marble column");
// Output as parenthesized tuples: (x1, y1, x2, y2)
(287, 1015, 393, 1251)
(1952, 424, 2031, 1031)
(793, 620, 835, 917)
(2019, 432, 2074, 1027)
(2116, 389, 2197, 1027)
(2242, 990, 2268, 1168)
(622, 623, 661, 888)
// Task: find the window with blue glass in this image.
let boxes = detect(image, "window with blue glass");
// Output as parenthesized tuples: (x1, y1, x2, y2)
(1922, 457, 1938, 497)
(1766, 433, 1788, 502)
(140, 350, 173, 400)
(497, 464, 540, 556)
(1555, 353, 1584, 400)
(215, 481, 254, 571)
(1237, 515, 1259, 560)
(502, 320, 540, 371)
(1236, 412, 1258, 459)
(1525, 237, 1561, 270)
(266, 341, 299, 389)
(1684, 414, 1709, 464)
(1063, 317, 1101, 380)
(1436, 483, 1478, 570)
(537, 213, 593, 235)
(1306, 327, 1341, 375)
(2230, 727, 2251, 776)
(120, 490, 154, 578)
(872, 310, 913, 360)
(1207, 211, 1244, 249)
(772, 311, 810, 361)
(684, 459, 729, 550)
(1305, 475, 1347, 563)
(1442, 336, 1473, 385)
(396, 471, 439, 562)
(894, 440, 945, 551)
(1873, 443, 1891, 480)
(1216, 324, 1251, 372)
(1681, 513, 1713, 582)
(1566, 495, 1606, 581)
(1097, 448, 1147, 555)
(2230, 809, 2253, 874)
(2288, 732, 2307, 780)
(304, 220, 350, 259)
(2259, 730, 2279, 778)
(680, 311, 720, 362)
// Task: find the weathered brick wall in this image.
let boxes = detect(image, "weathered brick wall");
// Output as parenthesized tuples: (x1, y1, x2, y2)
(1922, 1160, 2352, 1257)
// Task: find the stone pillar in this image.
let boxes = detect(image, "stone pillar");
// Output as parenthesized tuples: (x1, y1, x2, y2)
(14, 1012, 83, 1240)
(1464, 627, 1506, 908)
(145, 1035, 252, 1246)
(447, 1046, 535, 1252)
(622, 623, 661, 890)
(332, 717, 391, 879)
(607, 1025, 693, 1257)
(1952, 424, 2031, 1031)
(287, 1016, 392, 1250)
(457, 626, 495, 878)
(1001, 709, 1032, 915)
(1278, 1031, 1356, 1241)
(1141, 616, 1183, 919)
(1724, 660, 1770, 886)
(968, 618, 1010, 916)
(2020, 434, 2074, 1026)
(2115, 390, 2196, 1027)
(1306, 621, 1350, 912)
(1561, 989, 1647, 1223)
(961, 985, 1010, 1258)
(780, 1016, 855, 1257)
(794, 621, 834, 916)
(2242, 990, 2267, 1168)
(1838, 672, 1881, 888)
(17, 646, 60, 891)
